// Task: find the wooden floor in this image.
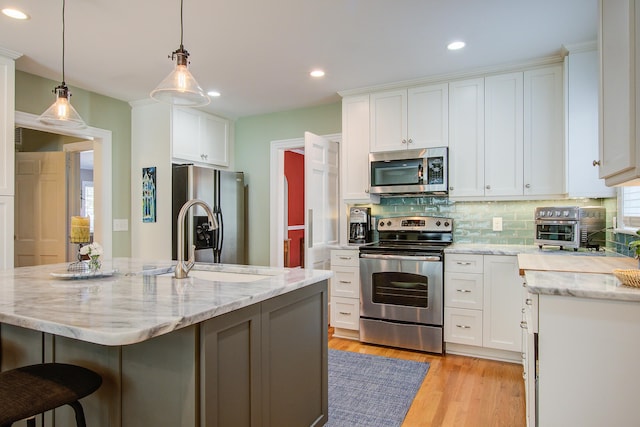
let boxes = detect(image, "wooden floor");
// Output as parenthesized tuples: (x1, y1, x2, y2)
(328, 331, 526, 427)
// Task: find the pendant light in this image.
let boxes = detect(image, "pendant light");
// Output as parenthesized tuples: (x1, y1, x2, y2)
(38, 0, 86, 129)
(150, 0, 210, 107)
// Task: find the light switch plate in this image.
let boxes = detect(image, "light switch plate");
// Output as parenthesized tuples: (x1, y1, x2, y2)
(113, 219, 128, 232)
(492, 217, 503, 232)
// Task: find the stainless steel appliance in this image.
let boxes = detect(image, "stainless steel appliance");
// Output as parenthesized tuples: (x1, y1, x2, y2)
(369, 147, 448, 195)
(359, 215, 453, 354)
(534, 206, 606, 250)
(172, 164, 246, 264)
(348, 207, 372, 244)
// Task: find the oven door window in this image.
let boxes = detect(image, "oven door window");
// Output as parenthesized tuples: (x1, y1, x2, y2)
(536, 223, 575, 242)
(371, 158, 423, 187)
(371, 272, 428, 308)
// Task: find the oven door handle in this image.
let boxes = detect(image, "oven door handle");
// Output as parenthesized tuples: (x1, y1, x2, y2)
(360, 253, 442, 262)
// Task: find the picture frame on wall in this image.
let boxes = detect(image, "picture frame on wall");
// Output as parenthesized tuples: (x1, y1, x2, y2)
(142, 167, 157, 223)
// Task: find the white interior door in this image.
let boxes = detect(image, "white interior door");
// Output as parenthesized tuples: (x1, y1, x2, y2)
(15, 152, 67, 266)
(304, 132, 339, 270)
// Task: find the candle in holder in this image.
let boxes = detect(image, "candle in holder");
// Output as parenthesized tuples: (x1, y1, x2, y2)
(70, 216, 90, 243)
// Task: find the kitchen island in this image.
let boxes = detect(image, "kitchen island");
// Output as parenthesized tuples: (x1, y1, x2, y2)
(519, 253, 640, 427)
(0, 258, 331, 427)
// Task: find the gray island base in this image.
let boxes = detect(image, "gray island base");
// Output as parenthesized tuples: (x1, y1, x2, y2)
(0, 259, 330, 427)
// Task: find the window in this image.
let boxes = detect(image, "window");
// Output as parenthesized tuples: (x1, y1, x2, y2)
(620, 186, 640, 228)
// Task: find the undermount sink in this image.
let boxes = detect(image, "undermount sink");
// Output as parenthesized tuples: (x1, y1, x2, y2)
(157, 269, 272, 282)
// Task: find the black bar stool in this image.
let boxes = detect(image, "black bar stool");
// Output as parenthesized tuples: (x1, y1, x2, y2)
(0, 363, 102, 427)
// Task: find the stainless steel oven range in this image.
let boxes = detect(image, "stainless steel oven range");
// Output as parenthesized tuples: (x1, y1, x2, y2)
(359, 215, 453, 354)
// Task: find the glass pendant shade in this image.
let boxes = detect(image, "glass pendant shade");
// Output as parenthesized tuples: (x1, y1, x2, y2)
(39, 84, 86, 129)
(151, 48, 210, 107)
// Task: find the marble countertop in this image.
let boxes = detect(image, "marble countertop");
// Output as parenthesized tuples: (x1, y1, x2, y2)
(445, 243, 621, 257)
(523, 270, 640, 302)
(0, 258, 332, 346)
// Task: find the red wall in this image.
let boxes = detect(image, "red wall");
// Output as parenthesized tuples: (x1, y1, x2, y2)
(284, 151, 304, 267)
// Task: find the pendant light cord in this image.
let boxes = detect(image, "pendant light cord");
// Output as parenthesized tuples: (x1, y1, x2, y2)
(61, 0, 66, 84)
(179, 0, 184, 49)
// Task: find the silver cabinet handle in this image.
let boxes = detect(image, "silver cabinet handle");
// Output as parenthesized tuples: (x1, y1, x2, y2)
(449, 186, 454, 191)
(526, 298, 532, 306)
(339, 256, 352, 260)
(408, 138, 413, 144)
(593, 160, 601, 166)
(456, 289, 471, 293)
(525, 183, 531, 188)
(520, 321, 527, 329)
(339, 311, 351, 316)
(456, 325, 471, 329)
(338, 280, 352, 284)
(486, 185, 491, 190)
(401, 139, 407, 144)
(456, 261, 472, 265)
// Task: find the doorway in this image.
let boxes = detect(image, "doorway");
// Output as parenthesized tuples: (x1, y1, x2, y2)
(269, 132, 341, 268)
(13, 111, 113, 261)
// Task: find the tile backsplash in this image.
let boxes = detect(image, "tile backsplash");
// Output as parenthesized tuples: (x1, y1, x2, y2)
(361, 196, 618, 247)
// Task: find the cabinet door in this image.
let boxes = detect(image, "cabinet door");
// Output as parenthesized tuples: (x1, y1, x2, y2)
(483, 255, 522, 352)
(370, 89, 407, 152)
(485, 72, 523, 197)
(448, 78, 485, 197)
(599, 0, 636, 182)
(171, 107, 201, 162)
(567, 49, 616, 197)
(408, 83, 449, 148)
(341, 95, 378, 202)
(523, 65, 565, 196)
(200, 113, 229, 166)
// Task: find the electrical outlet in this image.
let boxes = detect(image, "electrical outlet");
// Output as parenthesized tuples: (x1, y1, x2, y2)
(492, 217, 503, 232)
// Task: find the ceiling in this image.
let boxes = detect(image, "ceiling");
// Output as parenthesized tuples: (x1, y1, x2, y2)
(0, 0, 598, 119)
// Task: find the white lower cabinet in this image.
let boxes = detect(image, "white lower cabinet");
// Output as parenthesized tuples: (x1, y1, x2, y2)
(444, 253, 522, 361)
(329, 249, 360, 339)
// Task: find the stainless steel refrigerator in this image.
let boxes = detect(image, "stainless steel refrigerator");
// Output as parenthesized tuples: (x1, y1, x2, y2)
(172, 164, 246, 264)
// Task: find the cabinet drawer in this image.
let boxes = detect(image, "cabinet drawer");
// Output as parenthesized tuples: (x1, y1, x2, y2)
(330, 297, 359, 330)
(445, 272, 484, 309)
(445, 253, 484, 273)
(331, 267, 360, 299)
(444, 307, 483, 346)
(331, 250, 359, 267)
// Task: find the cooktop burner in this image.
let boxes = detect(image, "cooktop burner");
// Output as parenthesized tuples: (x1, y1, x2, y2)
(361, 215, 453, 254)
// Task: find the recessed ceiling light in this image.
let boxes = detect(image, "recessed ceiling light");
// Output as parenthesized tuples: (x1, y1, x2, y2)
(207, 90, 221, 97)
(447, 41, 465, 51)
(310, 70, 325, 78)
(2, 8, 30, 20)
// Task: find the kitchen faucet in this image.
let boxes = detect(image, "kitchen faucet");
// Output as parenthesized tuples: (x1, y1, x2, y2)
(175, 199, 218, 279)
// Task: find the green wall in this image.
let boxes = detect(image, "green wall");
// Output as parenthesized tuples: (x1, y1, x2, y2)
(15, 71, 132, 256)
(234, 102, 341, 266)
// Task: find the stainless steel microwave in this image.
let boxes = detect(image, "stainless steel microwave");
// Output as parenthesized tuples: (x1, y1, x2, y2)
(369, 147, 448, 195)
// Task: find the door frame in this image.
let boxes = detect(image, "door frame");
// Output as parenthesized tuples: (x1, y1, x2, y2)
(14, 111, 113, 258)
(269, 133, 340, 267)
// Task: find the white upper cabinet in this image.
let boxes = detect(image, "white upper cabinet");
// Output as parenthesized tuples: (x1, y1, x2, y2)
(566, 47, 615, 197)
(370, 83, 448, 152)
(597, 0, 640, 185)
(341, 95, 379, 203)
(172, 107, 229, 167)
(449, 66, 565, 200)
(448, 78, 485, 198)
(484, 72, 524, 197)
(523, 65, 565, 197)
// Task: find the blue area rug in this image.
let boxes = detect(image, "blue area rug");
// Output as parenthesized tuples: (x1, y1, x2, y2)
(327, 349, 430, 427)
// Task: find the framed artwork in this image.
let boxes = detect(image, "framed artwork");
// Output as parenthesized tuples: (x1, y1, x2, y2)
(142, 167, 157, 223)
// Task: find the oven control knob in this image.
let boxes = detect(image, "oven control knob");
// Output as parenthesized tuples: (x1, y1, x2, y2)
(379, 221, 385, 227)
(436, 220, 441, 226)
(386, 221, 392, 226)
(444, 221, 450, 227)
